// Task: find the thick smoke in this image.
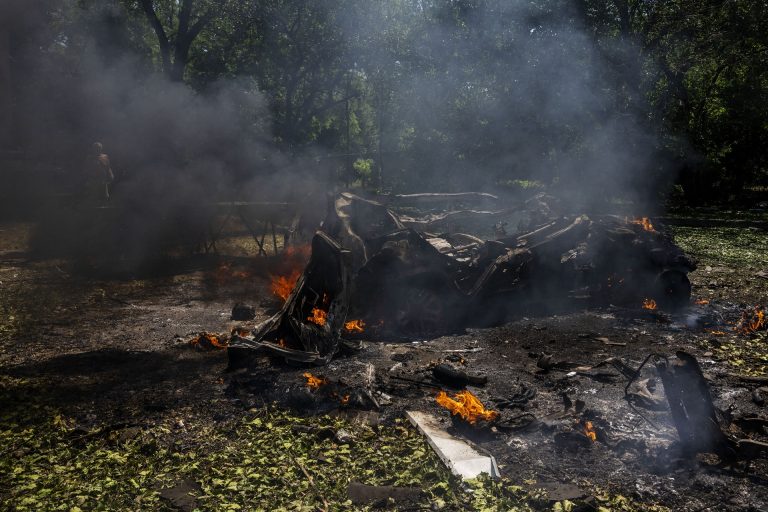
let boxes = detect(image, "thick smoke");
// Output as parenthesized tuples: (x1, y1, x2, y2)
(1, 1, 327, 265)
(342, 1, 672, 211)
(2, 0, 679, 268)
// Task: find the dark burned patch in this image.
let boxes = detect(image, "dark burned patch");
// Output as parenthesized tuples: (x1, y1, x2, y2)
(223, 308, 768, 510)
(231, 193, 697, 366)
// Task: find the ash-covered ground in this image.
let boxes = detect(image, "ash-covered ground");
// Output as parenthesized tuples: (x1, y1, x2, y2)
(1, 220, 767, 511)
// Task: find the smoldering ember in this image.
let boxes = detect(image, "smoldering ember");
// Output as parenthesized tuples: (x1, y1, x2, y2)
(2, 2, 768, 512)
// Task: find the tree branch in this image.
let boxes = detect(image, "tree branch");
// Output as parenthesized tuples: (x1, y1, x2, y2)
(139, 0, 172, 73)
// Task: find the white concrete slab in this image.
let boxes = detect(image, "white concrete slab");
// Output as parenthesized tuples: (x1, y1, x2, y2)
(406, 410, 500, 480)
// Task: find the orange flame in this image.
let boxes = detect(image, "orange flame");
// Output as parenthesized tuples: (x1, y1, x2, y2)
(270, 270, 301, 302)
(736, 306, 766, 335)
(583, 421, 597, 442)
(307, 307, 327, 326)
(630, 217, 655, 232)
(303, 372, 327, 390)
(436, 390, 499, 425)
(344, 319, 365, 333)
(694, 299, 710, 305)
(230, 326, 251, 337)
(340, 395, 350, 405)
(190, 332, 228, 350)
(642, 298, 657, 310)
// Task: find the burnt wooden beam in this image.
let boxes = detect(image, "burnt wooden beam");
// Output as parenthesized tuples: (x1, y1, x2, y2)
(656, 351, 732, 456)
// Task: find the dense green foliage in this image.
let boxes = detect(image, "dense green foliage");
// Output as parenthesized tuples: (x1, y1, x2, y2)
(3, 0, 767, 200)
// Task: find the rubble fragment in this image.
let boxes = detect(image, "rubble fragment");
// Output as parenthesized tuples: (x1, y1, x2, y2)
(406, 411, 500, 480)
(231, 302, 255, 321)
(432, 363, 488, 388)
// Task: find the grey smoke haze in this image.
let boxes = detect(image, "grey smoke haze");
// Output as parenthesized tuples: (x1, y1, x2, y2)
(1, 1, 331, 263)
(8, 1, 671, 203)
(342, 1, 671, 210)
(1, 0, 681, 267)
(2, 0, 330, 197)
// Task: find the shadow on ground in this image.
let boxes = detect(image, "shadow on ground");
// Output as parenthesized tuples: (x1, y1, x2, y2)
(2, 348, 229, 422)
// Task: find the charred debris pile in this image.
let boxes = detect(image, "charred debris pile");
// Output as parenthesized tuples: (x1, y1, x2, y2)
(229, 192, 696, 366)
(215, 191, 768, 495)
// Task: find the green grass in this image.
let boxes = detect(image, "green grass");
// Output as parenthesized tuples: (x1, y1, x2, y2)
(666, 207, 768, 222)
(706, 331, 768, 376)
(671, 225, 768, 268)
(672, 223, 768, 375)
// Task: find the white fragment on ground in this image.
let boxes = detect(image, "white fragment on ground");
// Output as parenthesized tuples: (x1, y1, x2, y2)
(406, 411, 500, 480)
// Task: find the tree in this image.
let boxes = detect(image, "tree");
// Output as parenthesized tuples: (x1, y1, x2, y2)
(136, 0, 227, 81)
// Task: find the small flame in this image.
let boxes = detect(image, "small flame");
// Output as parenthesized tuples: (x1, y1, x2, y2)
(303, 372, 327, 390)
(278, 338, 287, 348)
(694, 299, 710, 305)
(708, 330, 727, 335)
(307, 307, 327, 326)
(629, 217, 655, 232)
(736, 306, 766, 335)
(270, 270, 301, 302)
(230, 326, 251, 337)
(340, 395, 350, 405)
(583, 421, 597, 442)
(436, 390, 499, 425)
(190, 332, 228, 349)
(642, 298, 657, 310)
(344, 319, 365, 333)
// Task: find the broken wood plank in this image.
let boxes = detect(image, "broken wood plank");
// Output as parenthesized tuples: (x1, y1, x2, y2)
(406, 411, 500, 480)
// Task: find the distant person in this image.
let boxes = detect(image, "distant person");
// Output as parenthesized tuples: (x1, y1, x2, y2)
(84, 142, 114, 204)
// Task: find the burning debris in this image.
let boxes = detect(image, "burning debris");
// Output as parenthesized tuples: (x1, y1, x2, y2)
(188, 332, 228, 350)
(736, 306, 766, 335)
(435, 389, 499, 425)
(630, 216, 655, 232)
(344, 319, 365, 333)
(230, 231, 353, 364)
(582, 420, 597, 442)
(642, 298, 658, 310)
(230, 192, 696, 365)
(303, 372, 327, 390)
(307, 307, 328, 327)
(271, 270, 301, 302)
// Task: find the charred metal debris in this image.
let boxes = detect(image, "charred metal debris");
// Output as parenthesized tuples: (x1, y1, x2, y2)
(229, 192, 695, 365)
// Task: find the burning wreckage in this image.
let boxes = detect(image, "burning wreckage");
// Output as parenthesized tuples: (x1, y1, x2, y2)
(229, 192, 696, 366)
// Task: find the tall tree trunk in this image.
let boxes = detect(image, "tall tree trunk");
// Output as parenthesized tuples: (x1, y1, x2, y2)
(171, 0, 195, 82)
(140, 0, 172, 77)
